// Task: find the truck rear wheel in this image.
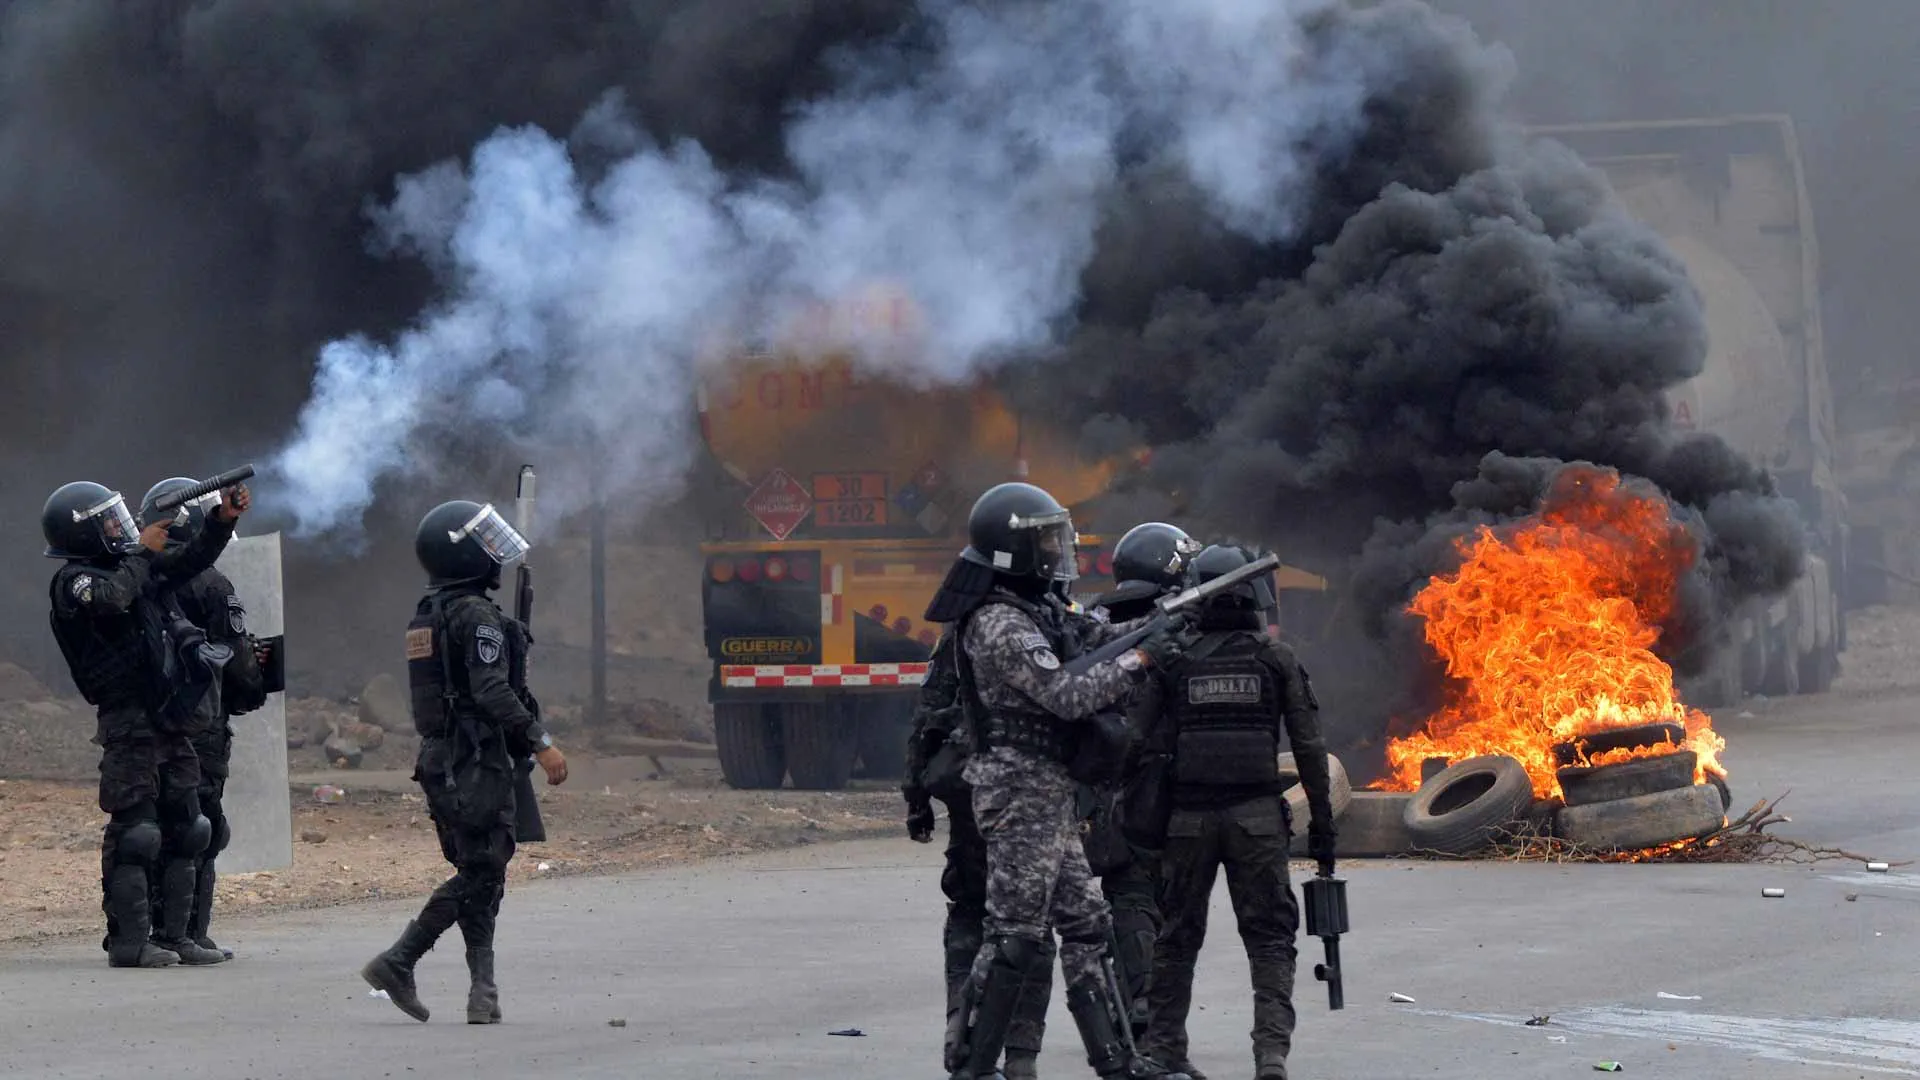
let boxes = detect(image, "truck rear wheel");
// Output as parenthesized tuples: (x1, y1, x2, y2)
(853, 697, 915, 781)
(714, 703, 786, 790)
(784, 702, 857, 791)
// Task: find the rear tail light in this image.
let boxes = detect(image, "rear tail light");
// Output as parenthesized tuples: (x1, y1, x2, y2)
(765, 557, 789, 582)
(1096, 551, 1114, 576)
(918, 629, 937, 648)
(869, 603, 890, 623)
(736, 558, 763, 584)
(1075, 553, 1092, 576)
(710, 558, 736, 583)
(893, 616, 911, 635)
(790, 555, 816, 583)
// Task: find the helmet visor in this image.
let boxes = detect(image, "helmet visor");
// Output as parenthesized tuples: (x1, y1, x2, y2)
(79, 493, 141, 554)
(1022, 517, 1078, 583)
(450, 504, 531, 564)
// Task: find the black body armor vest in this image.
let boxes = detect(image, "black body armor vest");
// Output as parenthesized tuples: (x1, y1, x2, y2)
(1167, 631, 1281, 789)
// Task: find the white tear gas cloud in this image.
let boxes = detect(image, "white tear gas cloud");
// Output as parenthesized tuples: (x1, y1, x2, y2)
(270, 0, 1384, 537)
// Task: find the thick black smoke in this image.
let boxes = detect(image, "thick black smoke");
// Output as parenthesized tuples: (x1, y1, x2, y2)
(1009, 1, 1808, 741)
(0, 0, 1824, 724)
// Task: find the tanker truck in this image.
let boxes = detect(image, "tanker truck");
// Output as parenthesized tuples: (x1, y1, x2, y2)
(1531, 115, 1846, 703)
(693, 294, 1325, 791)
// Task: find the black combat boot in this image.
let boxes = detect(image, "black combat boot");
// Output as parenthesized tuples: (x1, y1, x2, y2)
(1065, 983, 1166, 1079)
(1001, 1048, 1039, 1079)
(188, 859, 232, 960)
(105, 866, 179, 969)
(361, 920, 440, 1021)
(153, 858, 226, 965)
(466, 947, 501, 1024)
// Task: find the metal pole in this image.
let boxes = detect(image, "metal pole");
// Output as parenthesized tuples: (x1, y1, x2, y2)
(589, 459, 608, 725)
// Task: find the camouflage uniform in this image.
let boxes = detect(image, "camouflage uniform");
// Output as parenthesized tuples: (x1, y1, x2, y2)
(948, 590, 1156, 1079)
(1140, 612, 1333, 1080)
(905, 630, 1056, 1074)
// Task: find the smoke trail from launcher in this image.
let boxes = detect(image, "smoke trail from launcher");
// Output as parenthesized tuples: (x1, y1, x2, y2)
(264, 0, 1388, 539)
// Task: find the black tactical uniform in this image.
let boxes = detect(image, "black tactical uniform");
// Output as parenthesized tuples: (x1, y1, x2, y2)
(44, 479, 240, 969)
(1085, 522, 1202, 1042)
(136, 477, 269, 962)
(905, 629, 1055, 1080)
(1140, 547, 1335, 1080)
(363, 499, 559, 1025)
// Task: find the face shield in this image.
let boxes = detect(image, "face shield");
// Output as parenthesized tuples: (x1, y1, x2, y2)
(450, 503, 531, 565)
(1009, 507, 1078, 583)
(79, 492, 141, 554)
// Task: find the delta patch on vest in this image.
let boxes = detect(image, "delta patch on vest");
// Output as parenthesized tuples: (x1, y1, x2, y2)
(1186, 674, 1263, 705)
(474, 623, 504, 665)
(225, 595, 247, 636)
(71, 574, 92, 605)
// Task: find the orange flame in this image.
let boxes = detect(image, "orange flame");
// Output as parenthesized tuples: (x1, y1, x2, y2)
(1382, 466, 1727, 800)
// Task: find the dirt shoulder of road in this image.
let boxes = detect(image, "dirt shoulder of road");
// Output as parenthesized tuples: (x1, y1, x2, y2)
(0, 756, 904, 944)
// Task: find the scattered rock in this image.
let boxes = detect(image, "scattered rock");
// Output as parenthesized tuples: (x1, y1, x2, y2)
(340, 720, 386, 751)
(358, 673, 409, 733)
(323, 732, 364, 770)
(299, 830, 328, 844)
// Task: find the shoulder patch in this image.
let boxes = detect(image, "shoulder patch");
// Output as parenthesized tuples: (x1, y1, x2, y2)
(1014, 631, 1050, 652)
(1028, 646, 1061, 671)
(70, 574, 93, 605)
(405, 626, 434, 660)
(474, 622, 505, 665)
(225, 594, 247, 636)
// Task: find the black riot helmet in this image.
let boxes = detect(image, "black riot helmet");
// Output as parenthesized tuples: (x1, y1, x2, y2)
(415, 500, 531, 588)
(1190, 543, 1259, 607)
(140, 476, 220, 543)
(959, 482, 1078, 584)
(1112, 522, 1201, 589)
(43, 481, 142, 559)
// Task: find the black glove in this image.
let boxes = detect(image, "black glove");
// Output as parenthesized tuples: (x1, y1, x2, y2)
(907, 799, 937, 843)
(1136, 619, 1203, 669)
(1307, 826, 1337, 877)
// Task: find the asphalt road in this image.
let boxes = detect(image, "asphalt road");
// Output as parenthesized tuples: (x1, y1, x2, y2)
(4, 691, 1919, 1080)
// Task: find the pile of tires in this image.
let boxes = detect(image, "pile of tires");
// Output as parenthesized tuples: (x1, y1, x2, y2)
(1392, 723, 1733, 856)
(1552, 723, 1729, 851)
(1278, 752, 1354, 837)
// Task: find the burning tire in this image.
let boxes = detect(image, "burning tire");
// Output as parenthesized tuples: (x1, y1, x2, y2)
(1554, 782, 1726, 850)
(1278, 752, 1353, 837)
(782, 702, 857, 790)
(714, 703, 786, 790)
(1555, 750, 1697, 809)
(1550, 722, 1684, 768)
(1401, 755, 1533, 855)
(1708, 772, 1732, 811)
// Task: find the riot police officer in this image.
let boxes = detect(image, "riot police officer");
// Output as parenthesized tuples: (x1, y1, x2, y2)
(1086, 522, 1201, 1038)
(937, 482, 1198, 1080)
(44, 478, 248, 968)
(905, 626, 1055, 1079)
(361, 500, 569, 1024)
(135, 477, 271, 962)
(1140, 546, 1336, 1080)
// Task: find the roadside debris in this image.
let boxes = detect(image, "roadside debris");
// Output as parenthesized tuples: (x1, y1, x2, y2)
(1762, 887, 1785, 898)
(368, 989, 389, 1000)
(1656, 992, 1700, 1001)
(1525, 1015, 1552, 1026)
(1388, 992, 1416, 1004)
(828, 1028, 865, 1037)
(608, 1018, 627, 1028)
(312, 785, 347, 805)
(1868, 861, 1890, 872)
(1594, 1063, 1624, 1072)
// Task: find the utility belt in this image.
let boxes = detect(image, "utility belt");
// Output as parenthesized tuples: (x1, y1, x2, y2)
(983, 712, 1072, 763)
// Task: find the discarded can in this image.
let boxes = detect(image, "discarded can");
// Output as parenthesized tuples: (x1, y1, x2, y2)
(312, 785, 346, 805)
(1761, 887, 1785, 898)
(1594, 1064, 1624, 1073)
(1388, 992, 1416, 1003)
(1867, 862, 1890, 872)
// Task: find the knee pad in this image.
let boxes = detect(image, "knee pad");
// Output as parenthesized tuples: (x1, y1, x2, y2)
(114, 821, 164, 867)
(987, 933, 1049, 978)
(168, 814, 212, 857)
(208, 815, 231, 857)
